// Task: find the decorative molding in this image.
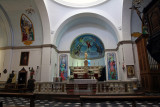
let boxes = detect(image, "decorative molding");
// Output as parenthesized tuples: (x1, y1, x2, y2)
(42, 44, 52, 47)
(0, 46, 12, 50)
(51, 44, 58, 53)
(12, 46, 42, 49)
(0, 41, 135, 53)
(105, 49, 117, 52)
(117, 40, 134, 47)
(58, 51, 70, 53)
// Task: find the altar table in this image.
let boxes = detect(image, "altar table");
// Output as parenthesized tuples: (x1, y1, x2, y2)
(74, 79, 97, 84)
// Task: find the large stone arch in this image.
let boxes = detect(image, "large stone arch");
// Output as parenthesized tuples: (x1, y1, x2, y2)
(53, 11, 121, 47)
(0, 5, 13, 47)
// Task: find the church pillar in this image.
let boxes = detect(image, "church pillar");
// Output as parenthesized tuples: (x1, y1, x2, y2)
(51, 48, 58, 80)
(118, 43, 135, 81)
(40, 47, 52, 82)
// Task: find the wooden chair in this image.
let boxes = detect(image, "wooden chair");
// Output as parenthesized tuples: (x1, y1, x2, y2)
(17, 67, 28, 89)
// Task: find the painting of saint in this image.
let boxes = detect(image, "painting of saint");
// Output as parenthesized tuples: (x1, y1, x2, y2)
(20, 52, 29, 66)
(107, 53, 118, 80)
(59, 54, 68, 80)
(127, 65, 135, 78)
(20, 14, 34, 45)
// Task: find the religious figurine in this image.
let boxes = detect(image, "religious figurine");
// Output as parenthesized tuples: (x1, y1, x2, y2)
(6, 70, 16, 83)
(85, 52, 88, 60)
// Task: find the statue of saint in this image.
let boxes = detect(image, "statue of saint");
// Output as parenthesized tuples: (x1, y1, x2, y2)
(85, 52, 88, 60)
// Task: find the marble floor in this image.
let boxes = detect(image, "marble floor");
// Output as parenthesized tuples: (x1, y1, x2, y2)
(0, 97, 160, 107)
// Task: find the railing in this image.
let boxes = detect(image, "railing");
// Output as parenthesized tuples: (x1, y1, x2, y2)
(34, 81, 138, 94)
(0, 82, 6, 89)
(96, 81, 138, 94)
(147, 51, 160, 71)
(34, 82, 67, 94)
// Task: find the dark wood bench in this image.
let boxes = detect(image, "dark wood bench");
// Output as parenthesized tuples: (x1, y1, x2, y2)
(80, 95, 160, 107)
(0, 92, 34, 107)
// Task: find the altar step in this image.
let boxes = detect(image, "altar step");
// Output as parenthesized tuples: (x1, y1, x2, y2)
(54, 95, 81, 102)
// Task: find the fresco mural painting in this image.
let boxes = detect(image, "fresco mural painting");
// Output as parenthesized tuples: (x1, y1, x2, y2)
(20, 14, 34, 45)
(70, 34, 105, 59)
(59, 54, 68, 81)
(107, 53, 118, 80)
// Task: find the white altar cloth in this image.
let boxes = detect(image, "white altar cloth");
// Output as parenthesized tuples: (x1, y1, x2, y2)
(74, 79, 97, 84)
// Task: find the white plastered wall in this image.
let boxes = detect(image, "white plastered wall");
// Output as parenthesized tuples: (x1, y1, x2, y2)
(11, 49, 41, 81)
(58, 23, 117, 51)
(44, 0, 123, 45)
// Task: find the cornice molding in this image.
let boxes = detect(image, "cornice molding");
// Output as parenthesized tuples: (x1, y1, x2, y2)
(117, 40, 134, 47)
(58, 51, 70, 53)
(0, 41, 135, 53)
(105, 49, 117, 52)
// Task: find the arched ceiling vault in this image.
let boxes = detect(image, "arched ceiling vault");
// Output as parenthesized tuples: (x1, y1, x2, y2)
(54, 12, 119, 48)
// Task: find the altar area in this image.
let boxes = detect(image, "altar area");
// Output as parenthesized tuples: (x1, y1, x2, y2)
(69, 66, 103, 79)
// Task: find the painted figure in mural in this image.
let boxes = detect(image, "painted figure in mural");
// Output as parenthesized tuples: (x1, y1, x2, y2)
(108, 53, 117, 80)
(109, 57, 116, 79)
(60, 64, 66, 80)
(86, 41, 91, 49)
(21, 14, 34, 42)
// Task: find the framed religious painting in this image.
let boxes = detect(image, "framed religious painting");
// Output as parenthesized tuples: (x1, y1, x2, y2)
(126, 65, 135, 78)
(20, 52, 29, 66)
(20, 14, 35, 45)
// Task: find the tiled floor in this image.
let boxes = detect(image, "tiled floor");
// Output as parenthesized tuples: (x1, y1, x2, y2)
(0, 97, 160, 107)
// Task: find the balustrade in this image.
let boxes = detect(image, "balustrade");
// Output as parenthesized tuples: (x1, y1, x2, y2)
(34, 82, 67, 94)
(34, 81, 137, 94)
(96, 81, 137, 94)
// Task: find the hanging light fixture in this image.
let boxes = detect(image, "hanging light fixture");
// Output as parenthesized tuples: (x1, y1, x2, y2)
(25, 0, 35, 15)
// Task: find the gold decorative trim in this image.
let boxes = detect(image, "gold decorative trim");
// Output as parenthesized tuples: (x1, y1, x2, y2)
(131, 32, 142, 37)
